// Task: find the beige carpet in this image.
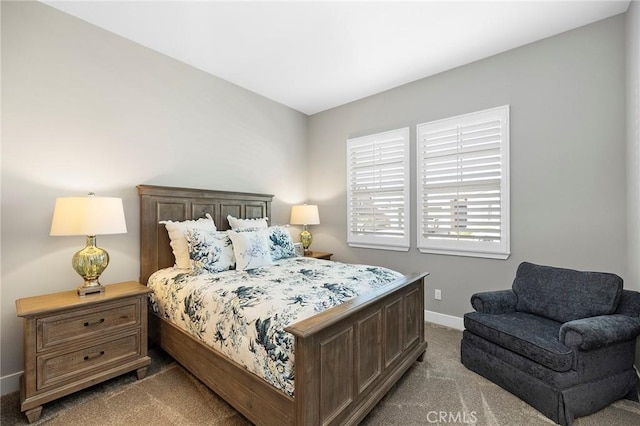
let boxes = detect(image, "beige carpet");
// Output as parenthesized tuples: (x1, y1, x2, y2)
(2, 324, 639, 425)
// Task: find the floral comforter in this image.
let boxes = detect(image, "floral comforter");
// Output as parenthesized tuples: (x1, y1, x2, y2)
(148, 257, 402, 396)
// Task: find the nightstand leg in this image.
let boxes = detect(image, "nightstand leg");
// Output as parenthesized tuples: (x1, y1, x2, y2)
(417, 350, 426, 362)
(136, 366, 148, 380)
(25, 406, 42, 423)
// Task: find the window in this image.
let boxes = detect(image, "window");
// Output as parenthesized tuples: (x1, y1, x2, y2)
(417, 106, 510, 259)
(347, 127, 410, 251)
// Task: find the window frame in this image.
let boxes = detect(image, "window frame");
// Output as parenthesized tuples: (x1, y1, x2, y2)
(346, 127, 411, 251)
(416, 105, 510, 259)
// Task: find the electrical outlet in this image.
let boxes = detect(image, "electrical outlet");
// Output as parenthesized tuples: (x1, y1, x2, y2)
(435, 289, 442, 300)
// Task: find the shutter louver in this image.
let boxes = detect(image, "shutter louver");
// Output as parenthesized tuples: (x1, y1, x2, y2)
(347, 128, 410, 251)
(417, 106, 510, 259)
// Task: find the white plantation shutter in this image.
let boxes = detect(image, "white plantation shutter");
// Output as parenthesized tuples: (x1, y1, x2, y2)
(347, 128, 410, 251)
(417, 106, 510, 259)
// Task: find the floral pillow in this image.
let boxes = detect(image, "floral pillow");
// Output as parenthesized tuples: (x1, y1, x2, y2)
(227, 215, 269, 230)
(185, 229, 235, 274)
(227, 229, 273, 271)
(268, 225, 297, 260)
(160, 214, 217, 269)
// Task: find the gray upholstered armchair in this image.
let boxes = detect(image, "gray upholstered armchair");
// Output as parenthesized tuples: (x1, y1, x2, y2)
(461, 262, 640, 425)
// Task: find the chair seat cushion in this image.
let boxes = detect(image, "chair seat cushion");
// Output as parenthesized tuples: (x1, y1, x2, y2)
(464, 311, 573, 372)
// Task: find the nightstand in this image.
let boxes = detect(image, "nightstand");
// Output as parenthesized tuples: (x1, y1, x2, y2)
(304, 251, 333, 260)
(15, 281, 152, 423)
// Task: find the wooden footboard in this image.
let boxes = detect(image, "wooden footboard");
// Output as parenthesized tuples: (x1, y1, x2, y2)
(287, 272, 428, 425)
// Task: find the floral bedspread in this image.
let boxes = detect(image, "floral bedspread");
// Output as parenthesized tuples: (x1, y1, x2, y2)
(147, 257, 402, 396)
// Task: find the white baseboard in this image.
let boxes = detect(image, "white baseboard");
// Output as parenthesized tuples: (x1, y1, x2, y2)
(1, 370, 22, 396)
(425, 310, 464, 330)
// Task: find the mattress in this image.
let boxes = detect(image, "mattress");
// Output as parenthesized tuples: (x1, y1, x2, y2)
(148, 257, 402, 396)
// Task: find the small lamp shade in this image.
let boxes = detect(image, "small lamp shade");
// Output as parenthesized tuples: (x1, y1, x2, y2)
(50, 196, 127, 236)
(290, 205, 320, 226)
(50, 194, 127, 295)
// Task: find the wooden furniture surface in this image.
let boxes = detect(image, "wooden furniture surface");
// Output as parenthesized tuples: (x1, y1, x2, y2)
(138, 184, 428, 426)
(16, 281, 152, 423)
(304, 251, 333, 260)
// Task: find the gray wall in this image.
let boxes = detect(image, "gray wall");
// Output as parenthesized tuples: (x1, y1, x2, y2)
(307, 15, 628, 323)
(1, 1, 307, 394)
(626, 0, 640, 370)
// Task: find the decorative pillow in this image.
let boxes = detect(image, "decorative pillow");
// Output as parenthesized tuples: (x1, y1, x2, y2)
(227, 229, 273, 271)
(185, 229, 235, 274)
(160, 214, 217, 269)
(227, 215, 269, 230)
(268, 225, 297, 260)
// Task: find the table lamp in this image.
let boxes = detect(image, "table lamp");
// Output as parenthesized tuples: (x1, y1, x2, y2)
(50, 193, 127, 295)
(290, 204, 320, 254)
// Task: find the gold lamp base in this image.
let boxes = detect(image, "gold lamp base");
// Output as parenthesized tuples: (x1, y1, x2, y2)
(77, 281, 106, 296)
(300, 229, 313, 254)
(73, 236, 108, 296)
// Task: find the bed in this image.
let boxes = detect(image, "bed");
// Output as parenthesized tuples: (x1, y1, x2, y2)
(138, 184, 428, 426)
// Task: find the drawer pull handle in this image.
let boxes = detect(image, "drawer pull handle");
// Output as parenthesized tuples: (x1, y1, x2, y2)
(83, 351, 105, 361)
(83, 318, 105, 327)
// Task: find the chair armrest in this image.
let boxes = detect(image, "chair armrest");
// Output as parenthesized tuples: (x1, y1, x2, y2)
(559, 314, 640, 350)
(471, 290, 517, 314)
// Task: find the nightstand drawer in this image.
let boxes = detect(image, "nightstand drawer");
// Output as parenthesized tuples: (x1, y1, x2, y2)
(37, 330, 141, 390)
(37, 299, 141, 351)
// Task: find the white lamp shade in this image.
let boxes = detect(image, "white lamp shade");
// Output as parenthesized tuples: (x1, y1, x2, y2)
(50, 196, 127, 236)
(290, 204, 320, 225)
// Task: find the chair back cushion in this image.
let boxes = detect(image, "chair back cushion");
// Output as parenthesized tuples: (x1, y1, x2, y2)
(512, 262, 622, 323)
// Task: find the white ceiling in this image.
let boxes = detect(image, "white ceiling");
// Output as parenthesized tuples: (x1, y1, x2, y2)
(43, 1, 630, 115)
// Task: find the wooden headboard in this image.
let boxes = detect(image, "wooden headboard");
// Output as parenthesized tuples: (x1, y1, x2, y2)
(137, 185, 273, 284)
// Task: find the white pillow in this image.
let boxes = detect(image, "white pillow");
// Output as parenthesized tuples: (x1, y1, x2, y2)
(160, 214, 217, 269)
(227, 215, 268, 230)
(227, 229, 273, 271)
(185, 229, 235, 273)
